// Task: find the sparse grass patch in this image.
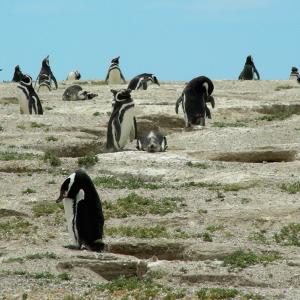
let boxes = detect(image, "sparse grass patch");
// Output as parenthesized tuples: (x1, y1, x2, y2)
(197, 287, 239, 299)
(43, 150, 61, 166)
(46, 136, 58, 142)
(78, 154, 98, 168)
(30, 122, 49, 128)
(4, 252, 59, 263)
(182, 181, 254, 192)
(241, 292, 264, 300)
(3, 270, 71, 281)
(93, 176, 163, 189)
(197, 209, 208, 214)
(206, 224, 224, 232)
(186, 161, 210, 169)
(0, 151, 37, 161)
(17, 124, 26, 130)
(103, 193, 183, 219)
(32, 201, 63, 217)
(212, 121, 247, 128)
(0, 217, 35, 239)
(182, 181, 221, 190)
(22, 188, 36, 194)
(45, 106, 53, 110)
(274, 223, 300, 246)
(201, 232, 213, 242)
(248, 231, 269, 245)
(223, 250, 280, 269)
(93, 111, 100, 116)
(256, 107, 300, 121)
(0, 126, 3, 131)
(275, 85, 295, 91)
(105, 225, 189, 239)
(280, 181, 300, 194)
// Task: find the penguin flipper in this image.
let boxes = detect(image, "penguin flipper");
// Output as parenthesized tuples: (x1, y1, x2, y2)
(51, 72, 58, 89)
(206, 106, 211, 119)
(175, 95, 183, 114)
(130, 117, 138, 140)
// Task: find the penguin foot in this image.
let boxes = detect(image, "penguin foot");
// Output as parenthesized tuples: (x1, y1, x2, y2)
(85, 240, 105, 252)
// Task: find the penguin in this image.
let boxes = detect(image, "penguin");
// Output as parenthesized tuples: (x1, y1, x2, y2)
(17, 73, 43, 115)
(175, 76, 215, 127)
(106, 88, 137, 151)
(289, 67, 299, 80)
(62, 85, 98, 101)
(66, 70, 81, 81)
(136, 131, 167, 153)
(56, 169, 105, 252)
(128, 73, 160, 90)
(12, 65, 23, 82)
(238, 55, 260, 80)
(105, 56, 126, 85)
(35, 55, 58, 91)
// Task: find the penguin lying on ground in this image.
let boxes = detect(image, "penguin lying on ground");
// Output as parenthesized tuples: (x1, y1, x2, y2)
(17, 73, 43, 114)
(128, 73, 160, 90)
(176, 76, 215, 127)
(66, 70, 81, 81)
(62, 85, 98, 101)
(35, 55, 58, 91)
(238, 55, 260, 80)
(56, 169, 105, 252)
(136, 131, 167, 152)
(12, 65, 23, 82)
(106, 88, 137, 151)
(105, 56, 126, 85)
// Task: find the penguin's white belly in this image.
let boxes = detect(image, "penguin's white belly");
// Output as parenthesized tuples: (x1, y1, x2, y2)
(109, 69, 122, 84)
(17, 91, 29, 115)
(67, 72, 76, 81)
(289, 74, 298, 80)
(118, 108, 135, 148)
(63, 198, 77, 245)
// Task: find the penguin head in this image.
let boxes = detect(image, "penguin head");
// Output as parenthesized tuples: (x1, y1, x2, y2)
(42, 55, 50, 68)
(292, 67, 298, 73)
(151, 75, 160, 86)
(111, 88, 132, 102)
(15, 65, 20, 71)
(111, 56, 120, 64)
(245, 55, 253, 65)
(75, 71, 81, 80)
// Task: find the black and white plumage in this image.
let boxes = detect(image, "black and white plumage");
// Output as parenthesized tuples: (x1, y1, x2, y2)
(56, 169, 105, 252)
(176, 76, 215, 127)
(12, 65, 23, 82)
(17, 74, 43, 115)
(128, 73, 160, 90)
(66, 70, 81, 81)
(36, 55, 58, 91)
(62, 85, 98, 101)
(137, 131, 167, 153)
(238, 55, 260, 80)
(105, 56, 126, 85)
(106, 89, 137, 151)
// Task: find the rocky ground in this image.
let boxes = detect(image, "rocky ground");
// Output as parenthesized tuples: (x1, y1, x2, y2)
(0, 79, 300, 300)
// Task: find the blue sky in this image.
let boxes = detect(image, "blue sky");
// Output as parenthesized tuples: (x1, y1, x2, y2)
(1, 0, 299, 81)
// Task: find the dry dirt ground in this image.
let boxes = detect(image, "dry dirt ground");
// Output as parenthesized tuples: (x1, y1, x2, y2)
(0, 79, 300, 300)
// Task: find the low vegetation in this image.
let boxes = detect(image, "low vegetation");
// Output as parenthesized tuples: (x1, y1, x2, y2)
(77, 154, 98, 168)
(257, 107, 300, 121)
(197, 287, 239, 299)
(46, 136, 58, 142)
(280, 181, 300, 194)
(2, 270, 71, 281)
(212, 121, 248, 128)
(22, 188, 36, 194)
(186, 161, 210, 169)
(4, 252, 59, 263)
(275, 85, 295, 91)
(182, 181, 254, 192)
(43, 150, 61, 167)
(30, 122, 49, 128)
(93, 176, 163, 189)
(223, 250, 280, 269)
(32, 201, 63, 217)
(103, 193, 183, 219)
(274, 223, 300, 246)
(0, 217, 35, 239)
(0, 151, 37, 161)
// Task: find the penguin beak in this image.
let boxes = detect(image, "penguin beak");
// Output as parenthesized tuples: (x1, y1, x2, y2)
(56, 191, 66, 203)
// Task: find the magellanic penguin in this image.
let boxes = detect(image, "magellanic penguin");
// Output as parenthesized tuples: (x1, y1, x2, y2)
(56, 169, 105, 252)
(66, 70, 81, 81)
(17, 73, 43, 114)
(35, 55, 58, 91)
(12, 65, 23, 82)
(128, 73, 160, 90)
(238, 55, 260, 80)
(105, 56, 126, 85)
(137, 131, 167, 153)
(106, 89, 137, 151)
(176, 76, 215, 127)
(62, 85, 98, 101)
(289, 67, 299, 80)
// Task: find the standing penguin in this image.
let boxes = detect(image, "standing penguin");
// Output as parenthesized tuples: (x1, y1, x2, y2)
(238, 55, 260, 80)
(66, 70, 81, 81)
(289, 67, 299, 80)
(128, 73, 160, 90)
(175, 76, 215, 127)
(17, 73, 43, 115)
(12, 65, 23, 82)
(106, 88, 137, 151)
(56, 169, 105, 252)
(105, 56, 126, 85)
(36, 55, 58, 91)
(136, 131, 167, 152)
